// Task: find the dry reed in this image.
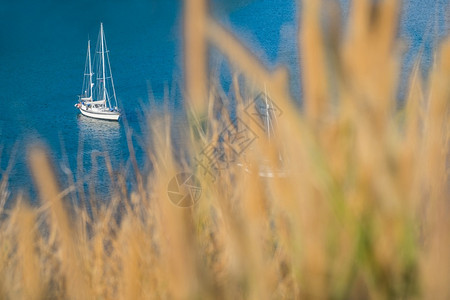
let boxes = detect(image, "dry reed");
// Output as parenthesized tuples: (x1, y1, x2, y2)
(0, 0, 448, 299)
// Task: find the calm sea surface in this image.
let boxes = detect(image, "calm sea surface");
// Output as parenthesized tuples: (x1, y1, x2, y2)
(0, 0, 448, 202)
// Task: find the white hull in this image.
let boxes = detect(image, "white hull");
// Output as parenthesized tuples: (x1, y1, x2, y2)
(79, 106, 120, 121)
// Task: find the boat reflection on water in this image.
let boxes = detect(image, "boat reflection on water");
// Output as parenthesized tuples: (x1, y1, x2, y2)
(76, 114, 123, 161)
(76, 114, 124, 201)
(77, 114, 121, 141)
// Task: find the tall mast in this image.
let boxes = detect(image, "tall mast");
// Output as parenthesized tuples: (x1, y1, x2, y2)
(101, 23, 106, 102)
(88, 40, 93, 99)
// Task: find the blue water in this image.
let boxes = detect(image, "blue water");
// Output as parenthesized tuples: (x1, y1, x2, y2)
(0, 0, 448, 202)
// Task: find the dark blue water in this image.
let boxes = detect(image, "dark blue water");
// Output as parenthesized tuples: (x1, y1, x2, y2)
(0, 0, 448, 202)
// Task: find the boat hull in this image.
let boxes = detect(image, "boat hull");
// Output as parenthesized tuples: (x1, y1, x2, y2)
(79, 107, 120, 121)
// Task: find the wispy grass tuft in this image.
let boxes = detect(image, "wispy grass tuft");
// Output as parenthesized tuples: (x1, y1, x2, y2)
(0, 0, 448, 299)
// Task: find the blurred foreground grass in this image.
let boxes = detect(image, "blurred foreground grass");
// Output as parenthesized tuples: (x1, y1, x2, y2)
(0, 0, 449, 299)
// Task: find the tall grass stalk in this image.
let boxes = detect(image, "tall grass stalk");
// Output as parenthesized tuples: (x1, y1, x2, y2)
(0, 0, 448, 298)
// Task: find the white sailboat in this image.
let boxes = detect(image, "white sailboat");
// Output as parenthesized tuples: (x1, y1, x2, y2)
(75, 23, 120, 121)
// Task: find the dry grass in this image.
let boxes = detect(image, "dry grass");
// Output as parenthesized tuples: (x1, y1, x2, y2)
(0, 0, 449, 299)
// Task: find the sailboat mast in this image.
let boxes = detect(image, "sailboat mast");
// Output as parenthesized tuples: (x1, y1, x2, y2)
(88, 40, 93, 99)
(101, 23, 106, 102)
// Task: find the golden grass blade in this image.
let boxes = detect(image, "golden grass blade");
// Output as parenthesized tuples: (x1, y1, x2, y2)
(300, 0, 330, 123)
(13, 199, 42, 300)
(421, 39, 450, 299)
(28, 146, 91, 300)
(185, 0, 208, 116)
